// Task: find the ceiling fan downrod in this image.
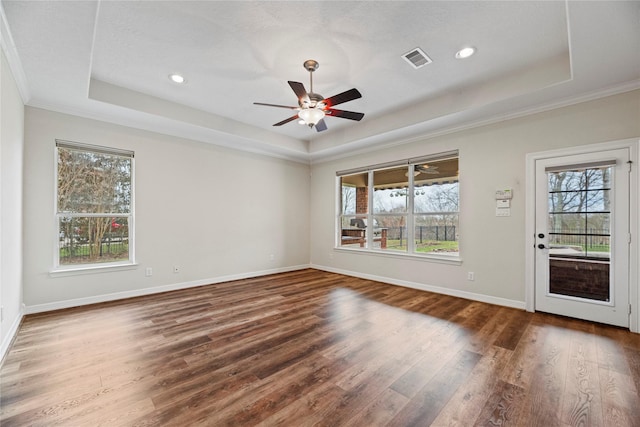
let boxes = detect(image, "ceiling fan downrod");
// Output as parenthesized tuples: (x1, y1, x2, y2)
(303, 59, 319, 96)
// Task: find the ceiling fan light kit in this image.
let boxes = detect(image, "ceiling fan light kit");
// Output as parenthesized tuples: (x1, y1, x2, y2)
(298, 108, 325, 126)
(254, 60, 364, 132)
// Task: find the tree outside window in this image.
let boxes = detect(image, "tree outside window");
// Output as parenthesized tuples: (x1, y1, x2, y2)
(547, 167, 611, 258)
(56, 141, 134, 266)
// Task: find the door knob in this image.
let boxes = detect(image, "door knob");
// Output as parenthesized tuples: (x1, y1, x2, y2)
(538, 244, 546, 249)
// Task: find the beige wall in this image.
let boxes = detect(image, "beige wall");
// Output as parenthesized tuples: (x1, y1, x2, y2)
(12, 75, 640, 319)
(1, 50, 25, 357)
(310, 90, 640, 305)
(22, 108, 311, 310)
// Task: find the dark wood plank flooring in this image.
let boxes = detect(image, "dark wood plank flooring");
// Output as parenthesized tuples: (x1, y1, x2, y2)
(2, 269, 640, 426)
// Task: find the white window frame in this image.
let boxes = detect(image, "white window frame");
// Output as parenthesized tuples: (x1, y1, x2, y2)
(53, 140, 135, 272)
(336, 150, 460, 263)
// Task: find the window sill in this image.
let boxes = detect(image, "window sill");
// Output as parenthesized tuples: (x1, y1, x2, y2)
(334, 247, 463, 265)
(50, 262, 139, 277)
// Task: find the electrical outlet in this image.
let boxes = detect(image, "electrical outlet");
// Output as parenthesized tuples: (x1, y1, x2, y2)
(173, 266, 179, 273)
(145, 267, 153, 277)
(269, 254, 275, 261)
(467, 272, 475, 281)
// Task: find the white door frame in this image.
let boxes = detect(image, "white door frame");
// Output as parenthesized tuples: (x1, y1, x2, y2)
(525, 138, 640, 332)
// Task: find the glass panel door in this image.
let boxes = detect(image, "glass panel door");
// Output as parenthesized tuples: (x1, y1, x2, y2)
(547, 166, 612, 301)
(534, 148, 629, 328)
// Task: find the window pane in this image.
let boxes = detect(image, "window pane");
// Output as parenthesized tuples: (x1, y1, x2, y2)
(340, 173, 369, 248)
(586, 189, 609, 212)
(413, 157, 459, 215)
(374, 215, 407, 252)
(548, 190, 576, 213)
(414, 214, 459, 254)
(59, 216, 129, 265)
(549, 170, 583, 192)
(58, 147, 132, 214)
(414, 183, 459, 213)
(374, 167, 408, 214)
(586, 212, 610, 235)
(548, 212, 586, 233)
(340, 173, 368, 215)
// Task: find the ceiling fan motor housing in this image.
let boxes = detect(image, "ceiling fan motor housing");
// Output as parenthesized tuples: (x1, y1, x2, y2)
(299, 92, 325, 109)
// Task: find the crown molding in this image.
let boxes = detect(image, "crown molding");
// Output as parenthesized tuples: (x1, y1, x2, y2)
(26, 99, 313, 164)
(310, 80, 640, 164)
(0, 2, 30, 103)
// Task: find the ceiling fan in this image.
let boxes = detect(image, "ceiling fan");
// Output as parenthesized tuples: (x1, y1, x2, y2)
(254, 60, 364, 132)
(415, 164, 439, 175)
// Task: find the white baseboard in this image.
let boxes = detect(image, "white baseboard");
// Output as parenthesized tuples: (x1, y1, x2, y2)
(311, 264, 526, 310)
(1, 304, 25, 364)
(22, 260, 524, 324)
(25, 264, 311, 314)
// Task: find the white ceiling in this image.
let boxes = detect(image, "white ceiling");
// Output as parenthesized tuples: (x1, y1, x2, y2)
(2, 1, 639, 162)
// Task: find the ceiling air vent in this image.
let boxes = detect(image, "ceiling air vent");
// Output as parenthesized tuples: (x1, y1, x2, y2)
(402, 47, 432, 69)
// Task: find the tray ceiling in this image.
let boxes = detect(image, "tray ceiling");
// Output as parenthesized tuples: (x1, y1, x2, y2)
(2, 1, 639, 162)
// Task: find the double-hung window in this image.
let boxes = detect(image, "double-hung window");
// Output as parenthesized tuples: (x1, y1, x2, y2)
(55, 140, 134, 268)
(338, 150, 459, 258)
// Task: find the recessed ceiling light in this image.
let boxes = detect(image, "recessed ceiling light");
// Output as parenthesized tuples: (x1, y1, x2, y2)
(169, 73, 186, 84)
(455, 47, 476, 59)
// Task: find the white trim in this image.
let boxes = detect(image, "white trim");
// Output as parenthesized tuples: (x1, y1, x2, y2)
(629, 141, 639, 333)
(27, 100, 313, 164)
(525, 138, 640, 332)
(311, 264, 525, 310)
(25, 264, 311, 314)
(0, 304, 24, 365)
(50, 262, 139, 277)
(311, 80, 640, 165)
(334, 247, 462, 265)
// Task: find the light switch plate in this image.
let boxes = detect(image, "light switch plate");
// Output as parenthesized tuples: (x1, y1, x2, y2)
(497, 199, 510, 208)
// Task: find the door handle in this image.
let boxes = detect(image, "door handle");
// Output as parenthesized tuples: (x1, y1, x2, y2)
(538, 244, 546, 249)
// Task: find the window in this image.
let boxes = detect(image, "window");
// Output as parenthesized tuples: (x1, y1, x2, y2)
(547, 163, 612, 259)
(55, 140, 134, 268)
(338, 151, 459, 257)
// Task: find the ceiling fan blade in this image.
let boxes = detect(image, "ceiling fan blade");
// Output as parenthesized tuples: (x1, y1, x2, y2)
(254, 102, 299, 110)
(288, 81, 309, 103)
(273, 114, 299, 127)
(323, 88, 362, 108)
(325, 108, 364, 121)
(315, 119, 328, 132)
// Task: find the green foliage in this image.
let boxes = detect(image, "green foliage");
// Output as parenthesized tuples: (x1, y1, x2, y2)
(384, 240, 458, 252)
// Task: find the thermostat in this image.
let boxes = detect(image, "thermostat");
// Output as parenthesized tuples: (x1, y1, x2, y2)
(495, 189, 513, 200)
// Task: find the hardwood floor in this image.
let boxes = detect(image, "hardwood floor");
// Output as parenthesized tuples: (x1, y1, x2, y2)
(2, 269, 640, 426)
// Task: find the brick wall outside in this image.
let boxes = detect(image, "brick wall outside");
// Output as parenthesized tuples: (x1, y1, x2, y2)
(356, 187, 368, 214)
(549, 258, 610, 301)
